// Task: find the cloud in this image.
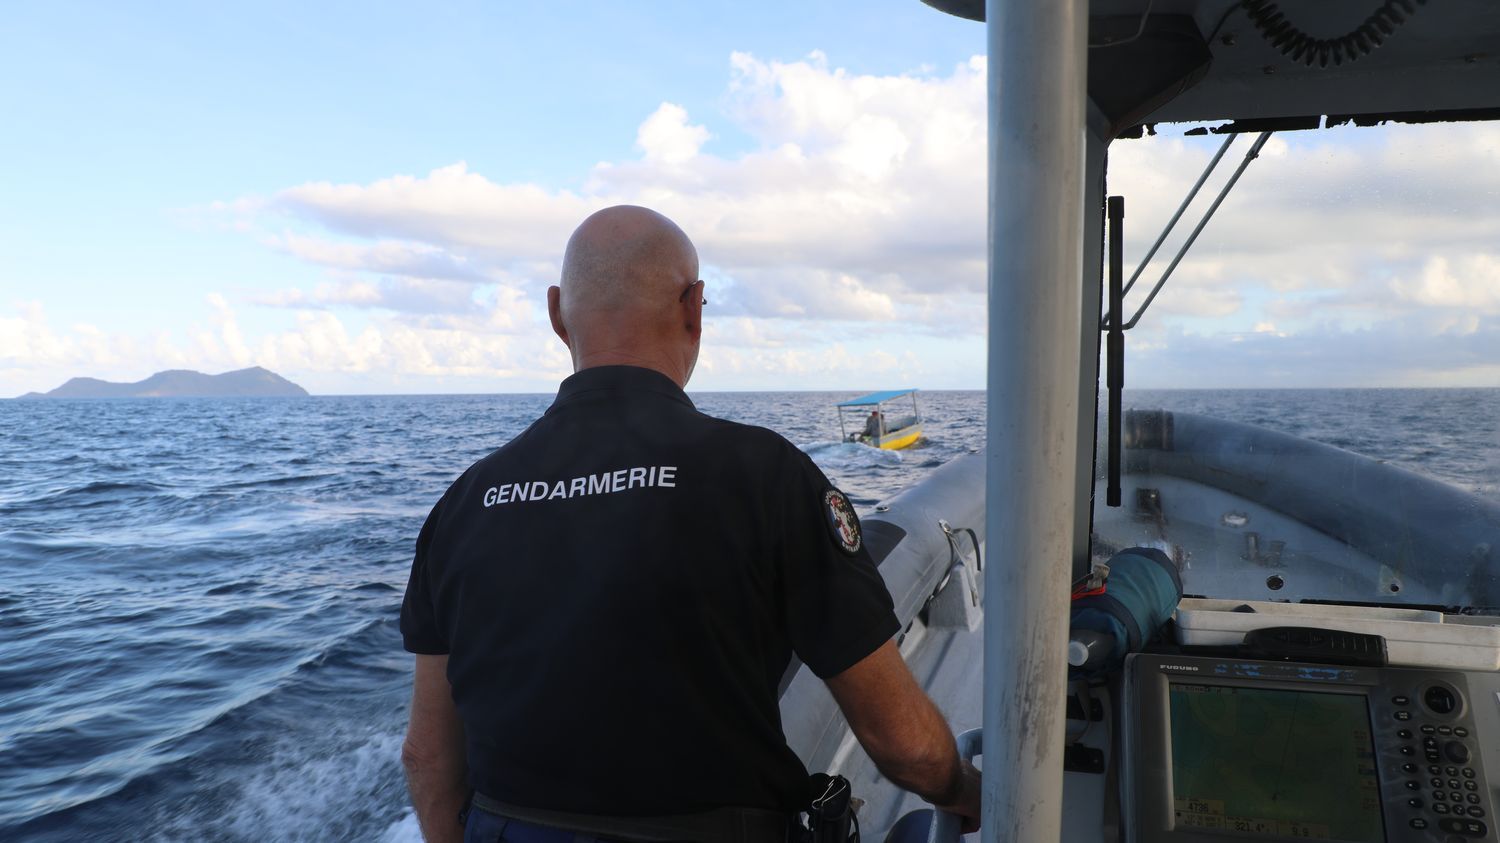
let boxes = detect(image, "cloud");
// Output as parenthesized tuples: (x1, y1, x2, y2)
(145, 53, 1497, 391)
(273, 163, 593, 262)
(251, 52, 989, 327)
(0, 302, 73, 367)
(255, 280, 384, 309)
(698, 342, 909, 383)
(253, 276, 505, 318)
(719, 267, 898, 321)
(0, 293, 563, 397)
(1390, 254, 1500, 312)
(636, 103, 712, 165)
(1128, 315, 1500, 388)
(268, 233, 486, 282)
(1111, 123, 1500, 314)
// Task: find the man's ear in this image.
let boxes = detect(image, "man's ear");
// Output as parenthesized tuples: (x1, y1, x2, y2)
(547, 286, 570, 346)
(684, 280, 704, 341)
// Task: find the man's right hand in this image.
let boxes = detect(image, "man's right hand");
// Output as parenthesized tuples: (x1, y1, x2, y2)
(932, 761, 982, 834)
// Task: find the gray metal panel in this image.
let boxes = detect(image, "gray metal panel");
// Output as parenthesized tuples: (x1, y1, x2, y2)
(1152, 0, 1500, 125)
(926, 0, 1500, 130)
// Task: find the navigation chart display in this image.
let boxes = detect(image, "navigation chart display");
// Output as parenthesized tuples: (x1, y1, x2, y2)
(1169, 683, 1384, 841)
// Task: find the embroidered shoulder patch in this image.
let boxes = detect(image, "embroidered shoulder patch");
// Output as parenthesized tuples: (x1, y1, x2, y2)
(822, 488, 862, 556)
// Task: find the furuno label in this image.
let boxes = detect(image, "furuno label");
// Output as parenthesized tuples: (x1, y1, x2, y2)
(482, 466, 677, 508)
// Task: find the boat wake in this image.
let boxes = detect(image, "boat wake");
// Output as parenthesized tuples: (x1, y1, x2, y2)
(799, 441, 906, 468)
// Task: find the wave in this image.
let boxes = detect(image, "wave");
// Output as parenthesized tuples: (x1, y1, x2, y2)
(24, 481, 169, 508)
(195, 728, 409, 843)
(216, 473, 338, 491)
(3, 616, 407, 841)
(380, 810, 423, 843)
(204, 579, 261, 597)
(798, 440, 906, 467)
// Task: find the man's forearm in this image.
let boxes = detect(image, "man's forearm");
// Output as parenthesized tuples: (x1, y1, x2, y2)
(402, 742, 468, 843)
(863, 698, 963, 802)
(824, 641, 982, 827)
(405, 654, 468, 842)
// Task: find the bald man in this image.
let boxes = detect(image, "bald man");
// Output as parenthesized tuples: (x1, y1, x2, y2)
(399, 206, 980, 843)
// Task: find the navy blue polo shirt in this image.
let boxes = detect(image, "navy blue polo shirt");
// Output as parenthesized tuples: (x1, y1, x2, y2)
(400, 365, 899, 814)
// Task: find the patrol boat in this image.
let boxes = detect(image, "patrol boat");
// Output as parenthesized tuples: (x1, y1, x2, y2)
(837, 389, 924, 450)
(775, 2, 1500, 841)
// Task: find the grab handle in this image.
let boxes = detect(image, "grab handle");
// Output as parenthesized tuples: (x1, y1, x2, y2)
(928, 728, 983, 843)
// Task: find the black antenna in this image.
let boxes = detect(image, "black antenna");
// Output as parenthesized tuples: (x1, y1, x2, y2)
(1107, 196, 1124, 508)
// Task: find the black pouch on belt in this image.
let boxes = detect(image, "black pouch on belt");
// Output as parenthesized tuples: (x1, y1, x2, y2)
(801, 774, 858, 843)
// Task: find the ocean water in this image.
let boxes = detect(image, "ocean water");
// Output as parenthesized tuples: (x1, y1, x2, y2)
(2, 387, 1498, 841)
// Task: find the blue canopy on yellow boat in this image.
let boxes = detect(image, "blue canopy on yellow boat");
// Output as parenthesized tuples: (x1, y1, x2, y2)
(837, 389, 918, 407)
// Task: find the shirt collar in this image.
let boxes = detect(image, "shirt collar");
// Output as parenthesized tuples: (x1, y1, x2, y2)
(548, 365, 696, 413)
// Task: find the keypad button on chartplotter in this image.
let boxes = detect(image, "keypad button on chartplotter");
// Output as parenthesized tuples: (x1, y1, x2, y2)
(1425, 685, 1458, 715)
(1446, 741, 1473, 764)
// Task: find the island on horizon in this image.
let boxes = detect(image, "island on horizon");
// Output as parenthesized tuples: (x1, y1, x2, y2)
(17, 367, 310, 399)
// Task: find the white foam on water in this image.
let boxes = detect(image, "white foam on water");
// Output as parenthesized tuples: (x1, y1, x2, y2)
(380, 809, 423, 843)
(159, 727, 409, 842)
(799, 440, 905, 468)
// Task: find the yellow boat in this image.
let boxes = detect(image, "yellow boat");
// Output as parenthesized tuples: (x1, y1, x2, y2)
(837, 389, 923, 450)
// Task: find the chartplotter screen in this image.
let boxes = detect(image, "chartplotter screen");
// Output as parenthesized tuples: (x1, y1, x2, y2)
(1169, 683, 1384, 841)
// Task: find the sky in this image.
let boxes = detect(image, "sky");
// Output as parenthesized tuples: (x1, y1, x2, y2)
(3, 2, 1499, 396)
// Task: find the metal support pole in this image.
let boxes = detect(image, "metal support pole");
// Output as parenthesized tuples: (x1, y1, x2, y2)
(983, 0, 1087, 839)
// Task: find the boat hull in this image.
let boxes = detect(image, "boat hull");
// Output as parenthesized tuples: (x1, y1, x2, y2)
(875, 424, 922, 450)
(1096, 410, 1500, 608)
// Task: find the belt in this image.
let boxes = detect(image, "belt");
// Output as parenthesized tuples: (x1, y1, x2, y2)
(470, 792, 792, 843)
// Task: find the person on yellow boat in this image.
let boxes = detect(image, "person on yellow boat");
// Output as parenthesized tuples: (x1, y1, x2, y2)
(863, 409, 884, 440)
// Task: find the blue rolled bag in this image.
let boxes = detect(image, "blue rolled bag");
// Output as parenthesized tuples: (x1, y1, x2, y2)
(1069, 547, 1183, 678)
